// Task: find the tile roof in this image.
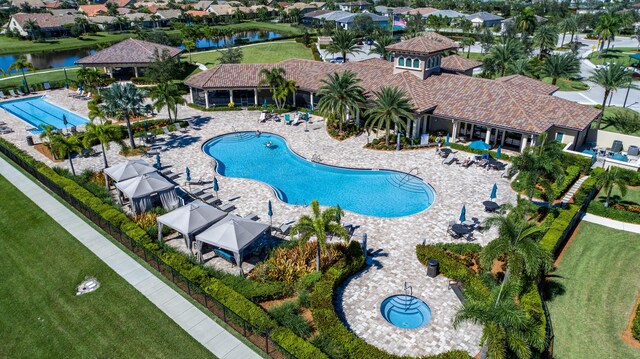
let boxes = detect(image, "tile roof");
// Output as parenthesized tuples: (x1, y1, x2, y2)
(186, 10, 209, 17)
(75, 38, 182, 65)
(79, 4, 108, 16)
(386, 32, 458, 55)
(11, 0, 46, 8)
(11, 12, 73, 29)
(440, 54, 482, 73)
(193, 0, 214, 10)
(427, 9, 464, 18)
(495, 74, 558, 95)
(465, 12, 504, 21)
(405, 7, 438, 15)
(106, 0, 133, 7)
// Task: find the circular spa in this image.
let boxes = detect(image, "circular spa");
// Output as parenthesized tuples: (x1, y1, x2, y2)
(380, 295, 432, 329)
(202, 132, 436, 218)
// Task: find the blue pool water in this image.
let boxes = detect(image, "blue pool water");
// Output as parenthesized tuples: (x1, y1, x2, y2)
(0, 96, 88, 132)
(380, 295, 432, 329)
(202, 133, 436, 218)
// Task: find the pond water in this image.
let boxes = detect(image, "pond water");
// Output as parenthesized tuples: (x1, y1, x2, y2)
(185, 31, 283, 49)
(0, 48, 96, 73)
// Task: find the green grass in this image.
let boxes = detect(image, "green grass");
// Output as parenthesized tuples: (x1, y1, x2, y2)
(545, 222, 640, 359)
(0, 67, 80, 91)
(588, 48, 640, 67)
(186, 41, 313, 68)
(466, 52, 486, 62)
(0, 175, 215, 358)
(597, 186, 640, 206)
(0, 32, 139, 55)
(214, 22, 303, 36)
(541, 76, 589, 91)
(594, 106, 640, 136)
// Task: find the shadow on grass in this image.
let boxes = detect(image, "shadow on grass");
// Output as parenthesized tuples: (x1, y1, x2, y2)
(541, 275, 567, 302)
(595, 195, 640, 207)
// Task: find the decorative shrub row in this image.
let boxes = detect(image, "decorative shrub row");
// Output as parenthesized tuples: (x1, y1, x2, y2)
(573, 168, 602, 205)
(187, 103, 243, 111)
(550, 166, 581, 199)
(539, 205, 581, 253)
(448, 143, 513, 161)
(0, 138, 324, 359)
(587, 201, 640, 224)
(562, 152, 592, 174)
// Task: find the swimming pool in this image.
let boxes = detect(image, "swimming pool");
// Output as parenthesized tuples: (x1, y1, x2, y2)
(202, 132, 436, 218)
(380, 295, 432, 329)
(0, 96, 89, 132)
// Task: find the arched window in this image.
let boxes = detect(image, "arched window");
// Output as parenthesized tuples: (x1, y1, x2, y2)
(398, 57, 405, 67)
(413, 58, 420, 68)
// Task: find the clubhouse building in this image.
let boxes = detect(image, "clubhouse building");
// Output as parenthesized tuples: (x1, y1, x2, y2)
(185, 33, 601, 152)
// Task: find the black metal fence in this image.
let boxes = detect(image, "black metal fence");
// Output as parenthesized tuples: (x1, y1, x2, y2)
(0, 143, 294, 359)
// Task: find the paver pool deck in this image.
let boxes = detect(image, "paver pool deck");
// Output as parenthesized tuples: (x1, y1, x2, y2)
(0, 89, 519, 357)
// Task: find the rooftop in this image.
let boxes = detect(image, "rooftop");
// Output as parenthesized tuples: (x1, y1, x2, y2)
(11, 12, 75, 28)
(79, 4, 108, 16)
(386, 32, 459, 55)
(440, 54, 483, 72)
(75, 38, 182, 65)
(465, 11, 504, 21)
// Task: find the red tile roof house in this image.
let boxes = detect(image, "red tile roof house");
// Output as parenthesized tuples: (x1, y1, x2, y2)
(8, 12, 75, 38)
(78, 4, 109, 17)
(75, 38, 182, 79)
(184, 33, 601, 152)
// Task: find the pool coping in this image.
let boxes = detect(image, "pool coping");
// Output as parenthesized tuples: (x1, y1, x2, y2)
(200, 131, 438, 219)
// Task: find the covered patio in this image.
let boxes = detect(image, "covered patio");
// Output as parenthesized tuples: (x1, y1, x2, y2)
(157, 200, 227, 252)
(115, 172, 180, 214)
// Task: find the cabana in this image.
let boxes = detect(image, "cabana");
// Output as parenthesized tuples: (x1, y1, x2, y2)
(156, 200, 227, 252)
(103, 159, 156, 187)
(115, 172, 179, 214)
(194, 214, 270, 275)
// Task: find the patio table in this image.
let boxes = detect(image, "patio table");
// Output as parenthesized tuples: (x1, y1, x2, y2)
(483, 201, 500, 212)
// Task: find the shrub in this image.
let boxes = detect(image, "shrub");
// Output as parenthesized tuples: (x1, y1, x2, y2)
(574, 168, 602, 205)
(587, 201, 640, 224)
(551, 165, 581, 199)
(187, 103, 243, 111)
(633, 301, 640, 341)
(449, 143, 513, 161)
(562, 152, 592, 173)
(539, 205, 580, 253)
(268, 301, 312, 338)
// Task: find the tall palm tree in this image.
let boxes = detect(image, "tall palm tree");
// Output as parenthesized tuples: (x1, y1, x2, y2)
(632, 28, 640, 51)
(511, 132, 565, 202)
(39, 124, 56, 157)
(594, 12, 619, 51)
(100, 83, 146, 149)
(50, 134, 84, 176)
(488, 37, 524, 77)
(508, 58, 533, 76)
(8, 57, 34, 94)
(82, 121, 123, 170)
(594, 167, 630, 207)
(76, 67, 102, 93)
(559, 16, 577, 48)
(327, 29, 363, 62)
(589, 63, 633, 128)
(532, 24, 558, 59)
(369, 34, 393, 60)
(150, 82, 186, 122)
(291, 200, 349, 272)
(516, 7, 538, 38)
(258, 67, 295, 110)
(316, 70, 366, 133)
(364, 86, 413, 146)
(183, 39, 196, 63)
(454, 280, 546, 359)
(23, 19, 40, 41)
(458, 37, 475, 58)
(540, 53, 580, 85)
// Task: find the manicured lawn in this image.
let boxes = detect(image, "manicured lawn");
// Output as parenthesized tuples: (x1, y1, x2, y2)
(597, 186, 640, 206)
(545, 222, 640, 359)
(595, 106, 640, 137)
(215, 22, 303, 36)
(588, 48, 640, 67)
(186, 41, 313, 68)
(466, 52, 485, 62)
(0, 32, 138, 55)
(542, 76, 589, 91)
(0, 67, 80, 91)
(0, 175, 214, 358)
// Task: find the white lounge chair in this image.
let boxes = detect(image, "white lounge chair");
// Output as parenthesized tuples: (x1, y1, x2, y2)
(186, 119, 200, 130)
(175, 123, 188, 133)
(0, 91, 7, 99)
(8, 89, 18, 97)
(442, 153, 457, 165)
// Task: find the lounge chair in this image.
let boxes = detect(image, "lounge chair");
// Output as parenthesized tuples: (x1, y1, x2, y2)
(0, 126, 14, 134)
(442, 152, 457, 165)
(186, 119, 200, 130)
(15, 88, 25, 96)
(243, 212, 259, 221)
(292, 113, 300, 125)
(460, 156, 475, 168)
(162, 126, 174, 136)
(145, 146, 162, 157)
(213, 248, 236, 264)
(277, 223, 291, 235)
(70, 88, 81, 97)
(175, 123, 188, 133)
(259, 111, 267, 122)
(284, 113, 292, 125)
(218, 202, 236, 212)
(43, 82, 51, 91)
(83, 92, 92, 100)
(610, 140, 623, 153)
(0, 91, 7, 99)
(74, 90, 86, 98)
(8, 89, 18, 97)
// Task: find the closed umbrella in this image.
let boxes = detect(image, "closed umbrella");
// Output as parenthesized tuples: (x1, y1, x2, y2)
(213, 176, 219, 197)
(62, 114, 68, 128)
(459, 205, 466, 223)
(263, 98, 267, 110)
(336, 204, 342, 222)
(445, 133, 450, 146)
(154, 154, 161, 169)
(267, 200, 273, 226)
(490, 183, 497, 201)
(309, 104, 313, 115)
(186, 167, 191, 182)
(496, 146, 501, 159)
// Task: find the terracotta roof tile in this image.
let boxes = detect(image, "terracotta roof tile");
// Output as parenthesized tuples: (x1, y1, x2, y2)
(386, 32, 458, 55)
(440, 54, 482, 73)
(75, 38, 182, 65)
(495, 74, 559, 95)
(79, 4, 108, 17)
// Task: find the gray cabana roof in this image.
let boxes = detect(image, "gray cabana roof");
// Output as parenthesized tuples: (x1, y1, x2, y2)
(157, 200, 227, 250)
(195, 214, 270, 253)
(115, 172, 174, 199)
(104, 159, 156, 182)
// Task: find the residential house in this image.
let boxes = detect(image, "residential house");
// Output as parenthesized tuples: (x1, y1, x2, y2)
(286, 2, 318, 14)
(79, 4, 109, 17)
(8, 12, 74, 37)
(106, 0, 133, 7)
(424, 9, 465, 20)
(337, 0, 369, 12)
(11, 0, 46, 10)
(303, 10, 387, 30)
(465, 12, 504, 28)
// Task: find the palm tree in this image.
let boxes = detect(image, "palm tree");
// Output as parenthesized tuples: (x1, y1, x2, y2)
(508, 58, 533, 76)
(364, 86, 413, 146)
(8, 57, 34, 94)
(632, 28, 640, 51)
(327, 29, 363, 62)
(594, 13, 619, 51)
(511, 132, 564, 202)
(532, 24, 558, 59)
(516, 7, 537, 38)
(559, 16, 577, 48)
(100, 83, 146, 149)
(258, 67, 295, 110)
(39, 124, 56, 157)
(369, 34, 393, 60)
(76, 67, 102, 93)
(83, 121, 123, 170)
(150, 82, 186, 122)
(316, 70, 366, 133)
(454, 280, 546, 359)
(589, 63, 633, 128)
(23, 19, 40, 41)
(458, 37, 475, 58)
(50, 134, 84, 176)
(488, 37, 524, 77)
(540, 53, 580, 85)
(594, 167, 630, 207)
(291, 200, 349, 272)
(183, 39, 195, 63)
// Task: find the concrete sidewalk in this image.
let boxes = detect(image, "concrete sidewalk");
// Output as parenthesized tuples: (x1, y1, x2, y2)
(582, 212, 640, 234)
(0, 156, 261, 359)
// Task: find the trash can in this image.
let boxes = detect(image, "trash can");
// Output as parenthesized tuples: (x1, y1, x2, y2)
(427, 259, 439, 278)
(26, 136, 34, 146)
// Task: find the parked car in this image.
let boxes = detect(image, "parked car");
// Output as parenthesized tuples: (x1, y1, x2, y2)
(330, 56, 345, 64)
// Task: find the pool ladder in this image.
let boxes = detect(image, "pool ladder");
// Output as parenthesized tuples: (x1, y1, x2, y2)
(404, 282, 412, 311)
(311, 153, 323, 162)
(397, 167, 419, 186)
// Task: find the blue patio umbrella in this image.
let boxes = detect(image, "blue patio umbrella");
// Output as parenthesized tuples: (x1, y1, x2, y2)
(144, 121, 149, 132)
(154, 154, 161, 169)
(490, 183, 497, 201)
(445, 133, 450, 146)
(459, 205, 466, 223)
(65, 81, 69, 90)
(336, 204, 342, 222)
(263, 98, 267, 110)
(309, 104, 313, 115)
(268, 200, 273, 225)
(186, 167, 191, 182)
(496, 146, 502, 159)
(213, 176, 219, 196)
(469, 140, 491, 151)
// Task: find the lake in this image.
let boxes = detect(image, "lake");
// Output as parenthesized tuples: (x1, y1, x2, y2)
(0, 48, 96, 74)
(187, 30, 283, 49)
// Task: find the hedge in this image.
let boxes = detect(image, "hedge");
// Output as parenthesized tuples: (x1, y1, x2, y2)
(0, 137, 323, 359)
(550, 166, 581, 199)
(448, 143, 513, 161)
(562, 152, 592, 174)
(573, 168, 602, 205)
(539, 205, 580, 253)
(187, 103, 243, 111)
(633, 300, 640, 342)
(587, 201, 640, 224)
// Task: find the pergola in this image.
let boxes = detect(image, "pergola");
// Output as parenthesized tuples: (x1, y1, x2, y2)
(195, 214, 270, 275)
(156, 200, 227, 252)
(115, 172, 179, 214)
(75, 38, 183, 79)
(103, 159, 156, 187)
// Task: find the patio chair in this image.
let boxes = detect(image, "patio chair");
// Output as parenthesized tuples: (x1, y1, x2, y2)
(186, 119, 200, 130)
(442, 152, 457, 165)
(0, 126, 14, 134)
(74, 90, 85, 98)
(284, 113, 292, 125)
(70, 88, 81, 97)
(175, 123, 188, 133)
(83, 92, 92, 100)
(162, 126, 174, 136)
(243, 212, 259, 221)
(259, 111, 267, 122)
(8, 89, 18, 97)
(0, 91, 7, 99)
(15, 88, 25, 96)
(628, 145, 639, 157)
(611, 140, 623, 153)
(43, 82, 51, 90)
(218, 202, 236, 212)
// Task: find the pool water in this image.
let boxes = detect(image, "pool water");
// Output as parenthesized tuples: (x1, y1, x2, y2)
(380, 295, 432, 329)
(202, 132, 436, 218)
(0, 96, 89, 132)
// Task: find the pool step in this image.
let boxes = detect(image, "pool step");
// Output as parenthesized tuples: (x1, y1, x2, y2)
(385, 175, 428, 194)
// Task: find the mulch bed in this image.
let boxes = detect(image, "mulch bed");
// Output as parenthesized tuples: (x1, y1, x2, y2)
(622, 294, 640, 348)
